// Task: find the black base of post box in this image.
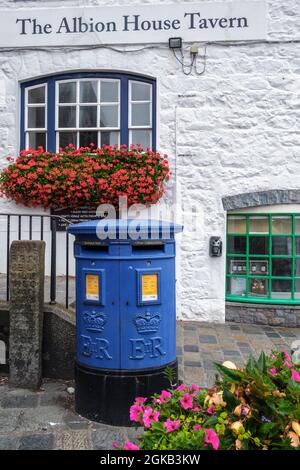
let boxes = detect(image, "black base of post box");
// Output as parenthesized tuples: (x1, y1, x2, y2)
(75, 359, 178, 426)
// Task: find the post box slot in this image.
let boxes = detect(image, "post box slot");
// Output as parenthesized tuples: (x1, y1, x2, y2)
(82, 245, 109, 252)
(132, 243, 165, 252)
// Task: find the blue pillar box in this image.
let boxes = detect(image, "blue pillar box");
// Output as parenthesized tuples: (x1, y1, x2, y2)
(68, 219, 183, 426)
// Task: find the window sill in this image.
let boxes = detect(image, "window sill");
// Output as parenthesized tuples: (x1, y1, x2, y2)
(225, 299, 300, 310)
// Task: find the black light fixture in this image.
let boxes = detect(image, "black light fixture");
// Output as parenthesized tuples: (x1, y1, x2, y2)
(168, 37, 182, 49)
(209, 237, 222, 257)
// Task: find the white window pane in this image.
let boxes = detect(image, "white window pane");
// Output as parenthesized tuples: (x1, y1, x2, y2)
(79, 131, 98, 147)
(100, 105, 118, 127)
(80, 81, 98, 103)
(28, 132, 46, 149)
(101, 81, 119, 102)
(59, 82, 76, 103)
(131, 130, 151, 149)
(131, 82, 151, 101)
(101, 131, 119, 146)
(28, 107, 45, 128)
(131, 103, 150, 126)
(58, 106, 76, 128)
(28, 86, 45, 104)
(79, 106, 97, 127)
(59, 131, 77, 149)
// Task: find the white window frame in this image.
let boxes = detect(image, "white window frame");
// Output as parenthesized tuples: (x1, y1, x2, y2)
(25, 83, 47, 149)
(128, 80, 152, 148)
(55, 78, 121, 150)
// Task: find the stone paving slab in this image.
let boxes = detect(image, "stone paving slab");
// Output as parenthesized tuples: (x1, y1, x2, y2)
(0, 321, 299, 450)
(177, 321, 300, 389)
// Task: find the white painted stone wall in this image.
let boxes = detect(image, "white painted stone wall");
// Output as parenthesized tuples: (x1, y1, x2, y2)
(0, 0, 299, 322)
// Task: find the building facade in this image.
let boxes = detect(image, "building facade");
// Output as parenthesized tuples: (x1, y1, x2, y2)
(0, 0, 299, 325)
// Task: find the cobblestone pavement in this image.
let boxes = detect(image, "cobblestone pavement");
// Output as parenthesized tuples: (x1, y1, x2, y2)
(0, 321, 299, 450)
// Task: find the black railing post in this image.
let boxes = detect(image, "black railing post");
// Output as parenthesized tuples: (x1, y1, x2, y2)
(40, 216, 44, 241)
(50, 218, 57, 304)
(6, 215, 10, 301)
(29, 215, 33, 240)
(18, 215, 21, 240)
(66, 231, 69, 309)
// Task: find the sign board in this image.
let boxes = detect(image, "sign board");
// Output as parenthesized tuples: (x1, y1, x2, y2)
(249, 260, 269, 275)
(230, 277, 246, 296)
(230, 260, 246, 274)
(51, 207, 99, 232)
(86, 274, 100, 301)
(142, 274, 158, 302)
(0, 2, 267, 48)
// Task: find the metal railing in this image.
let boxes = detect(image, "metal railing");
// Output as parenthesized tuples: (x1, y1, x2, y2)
(1, 213, 72, 309)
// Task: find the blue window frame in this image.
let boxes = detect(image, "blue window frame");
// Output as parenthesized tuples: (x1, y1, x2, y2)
(20, 72, 156, 152)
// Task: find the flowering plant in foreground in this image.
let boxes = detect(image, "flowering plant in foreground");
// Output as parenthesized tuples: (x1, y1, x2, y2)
(0, 144, 170, 209)
(122, 350, 300, 450)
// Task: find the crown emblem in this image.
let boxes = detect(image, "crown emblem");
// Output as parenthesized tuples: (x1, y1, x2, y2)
(83, 311, 107, 332)
(134, 311, 161, 335)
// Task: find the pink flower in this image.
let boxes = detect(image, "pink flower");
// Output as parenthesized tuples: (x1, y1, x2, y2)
(180, 394, 193, 410)
(193, 424, 202, 431)
(176, 383, 188, 392)
(124, 441, 140, 450)
(130, 404, 144, 423)
(283, 352, 292, 362)
(135, 397, 147, 405)
(190, 384, 200, 392)
(153, 398, 161, 405)
(207, 406, 216, 415)
(160, 390, 172, 403)
(113, 441, 120, 449)
(143, 406, 160, 428)
(204, 429, 220, 450)
(284, 361, 293, 369)
(268, 368, 277, 376)
(193, 406, 200, 412)
(291, 369, 300, 382)
(164, 419, 180, 433)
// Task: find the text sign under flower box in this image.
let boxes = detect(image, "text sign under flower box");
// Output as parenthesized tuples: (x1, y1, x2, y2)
(0, 1, 267, 48)
(51, 207, 99, 232)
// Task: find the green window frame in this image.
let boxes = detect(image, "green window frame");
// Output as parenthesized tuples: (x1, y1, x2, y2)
(226, 213, 300, 304)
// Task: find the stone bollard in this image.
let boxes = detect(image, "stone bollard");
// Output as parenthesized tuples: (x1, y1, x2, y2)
(9, 241, 45, 389)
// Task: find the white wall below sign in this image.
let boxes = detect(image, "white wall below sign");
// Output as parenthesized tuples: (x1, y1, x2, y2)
(0, 0, 298, 323)
(0, 1, 267, 47)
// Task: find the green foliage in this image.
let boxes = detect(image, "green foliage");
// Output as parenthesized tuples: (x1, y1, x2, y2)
(164, 366, 177, 387)
(122, 350, 300, 451)
(257, 352, 266, 373)
(214, 363, 243, 382)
